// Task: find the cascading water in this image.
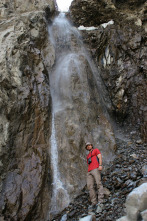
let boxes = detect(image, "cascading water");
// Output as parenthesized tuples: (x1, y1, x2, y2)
(48, 13, 87, 217)
(48, 13, 111, 113)
(48, 13, 77, 217)
(48, 12, 115, 219)
(50, 112, 69, 215)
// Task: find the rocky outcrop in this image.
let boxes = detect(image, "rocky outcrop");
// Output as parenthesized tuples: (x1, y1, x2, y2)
(70, 0, 147, 29)
(0, 1, 56, 220)
(70, 0, 147, 142)
(0, 0, 56, 19)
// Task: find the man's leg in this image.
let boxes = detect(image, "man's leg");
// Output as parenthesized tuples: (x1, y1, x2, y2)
(91, 168, 104, 203)
(87, 171, 97, 205)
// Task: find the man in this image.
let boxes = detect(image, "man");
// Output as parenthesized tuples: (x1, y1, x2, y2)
(86, 142, 104, 213)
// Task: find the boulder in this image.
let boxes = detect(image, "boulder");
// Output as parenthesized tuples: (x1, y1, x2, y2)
(116, 183, 147, 221)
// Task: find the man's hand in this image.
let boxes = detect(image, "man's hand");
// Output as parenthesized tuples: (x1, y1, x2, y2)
(97, 154, 102, 171)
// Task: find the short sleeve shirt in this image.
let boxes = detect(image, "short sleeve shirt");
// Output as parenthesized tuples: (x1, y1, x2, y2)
(87, 148, 101, 172)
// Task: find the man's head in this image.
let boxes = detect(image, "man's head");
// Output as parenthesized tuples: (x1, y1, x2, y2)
(85, 142, 93, 151)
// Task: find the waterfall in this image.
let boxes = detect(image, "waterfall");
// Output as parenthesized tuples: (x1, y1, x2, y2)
(48, 13, 89, 217)
(48, 12, 89, 113)
(48, 13, 75, 217)
(50, 112, 69, 216)
(48, 13, 111, 114)
(48, 12, 114, 218)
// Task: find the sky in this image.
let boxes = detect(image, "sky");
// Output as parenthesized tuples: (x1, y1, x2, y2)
(56, 0, 73, 12)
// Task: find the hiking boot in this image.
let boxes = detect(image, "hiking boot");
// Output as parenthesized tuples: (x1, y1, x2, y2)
(96, 203, 104, 213)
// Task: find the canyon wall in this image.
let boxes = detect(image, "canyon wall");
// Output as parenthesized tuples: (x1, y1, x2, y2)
(0, 0, 146, 220)
(0, 1, 56, 220)
(70, 0, 147, 142)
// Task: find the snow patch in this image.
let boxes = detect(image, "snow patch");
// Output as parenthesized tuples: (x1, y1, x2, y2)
(101, 20, 114, 28)
(78, 26, 98, 31)
(78, 20, 114, 31)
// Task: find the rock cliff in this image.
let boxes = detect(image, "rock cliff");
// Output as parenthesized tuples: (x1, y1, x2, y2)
(0, 0, 56, 220)
(70, 0, 147, 142)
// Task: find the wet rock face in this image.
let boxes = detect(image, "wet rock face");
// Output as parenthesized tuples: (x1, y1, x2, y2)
(70, 0, 147, 142)
(0, 1, 56, 220)
(53, 52, 116, 195)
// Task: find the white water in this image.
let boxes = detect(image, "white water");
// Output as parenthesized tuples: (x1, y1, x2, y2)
(49, 13, 74, 216)
(48, 13, 80, 49)
(48, 13, 86, 114)
(50, 112, 69, 215)
(50, 52, 85, 113)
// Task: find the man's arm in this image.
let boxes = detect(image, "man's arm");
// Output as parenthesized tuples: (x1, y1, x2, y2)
(97, 154, 102, 171)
